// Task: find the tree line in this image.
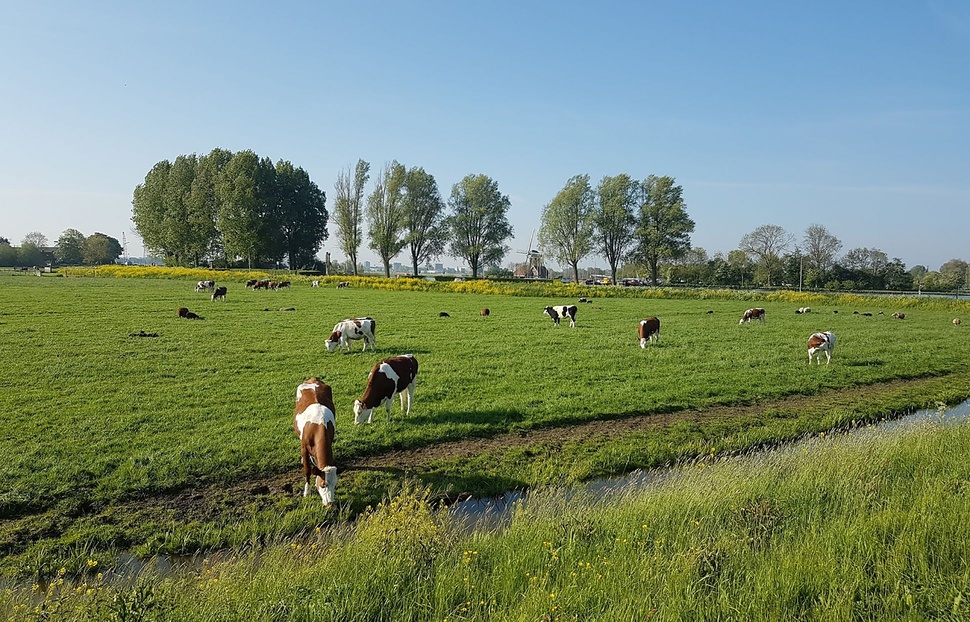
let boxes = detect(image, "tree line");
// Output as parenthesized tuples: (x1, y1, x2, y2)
(657, 223, 968, 292)
(0, 231, 123, 267)
(131, 148, 327, 270)
(129, 150, 516, 278)
(538, 173, 694, 285)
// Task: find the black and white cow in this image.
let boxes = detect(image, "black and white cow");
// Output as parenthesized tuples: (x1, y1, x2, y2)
(211, 286, 227, 301)
(195, 280, 215, 292)
(543, 305, 577, 328)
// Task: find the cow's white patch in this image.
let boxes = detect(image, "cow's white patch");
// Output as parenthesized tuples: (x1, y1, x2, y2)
(295, 382, 319, 400)
(295, 403, 335, 438)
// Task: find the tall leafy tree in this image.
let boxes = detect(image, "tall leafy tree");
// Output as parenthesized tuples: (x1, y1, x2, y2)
(446, 174, 513, 279)
(632, 175, 694, 286)
(22, 232, 48, 247)
(803, 224, 842, 276)
(83, 233, 123, 265)
(333, 159, 370, 276)
(216, 150, 267, 268)
(55, 228, 86, 265)
(403, 166, 448, 276)
(365, 161, 407, 277)
(593, 174, 638, 284)
(739, 224, 794, 286)
(0, 242, 16, 266)
(132, 160, 173, 258)
(187, 148, 233, 265)
(274, 160, 328, 270)
(539, 174, 595, 283)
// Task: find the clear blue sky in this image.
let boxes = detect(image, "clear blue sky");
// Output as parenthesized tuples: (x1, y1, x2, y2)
(2, 1, 968, 271)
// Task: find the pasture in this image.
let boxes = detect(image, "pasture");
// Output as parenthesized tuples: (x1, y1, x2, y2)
(1, 272, 970, 577)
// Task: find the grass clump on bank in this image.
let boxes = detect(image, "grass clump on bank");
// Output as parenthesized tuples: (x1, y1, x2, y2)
(4, 417, 969, 621)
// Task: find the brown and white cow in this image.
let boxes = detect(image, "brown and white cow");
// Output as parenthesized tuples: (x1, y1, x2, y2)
(639, 317, 661, 347)
(325, 317, 376, 353)
(353, 354, 418, 424)
(807, 331, 836, 364)
(293, 377, 337, 506)
(480, 308, 490, 317)
(211, 286, 227, 302)
(544, 305, 577, 327)
(740, 308, 766, 324)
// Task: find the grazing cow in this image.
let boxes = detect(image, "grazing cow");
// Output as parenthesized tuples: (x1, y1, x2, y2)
(807, 331, 836, 364)
(245, 279, 258, 288)
(954, 318, 961, 326)
(544, 305, 577, 327)
(891, 312, 905, 319)
(325, 317, 376, 353)
(293, 378, 337, 506)
(795, 307, 812, 314)
(311, 280, 320, 287)
(253, 279, 269, 290)
(638, 317, 661, 347)
(353, 354, 418, 424)
(177, 306, 203, 320)
(195, 280, 215, 292)
(337, 281, 350, 288)
(480, 308, 490, 317)
(278, 281, 291, 289)
(740, 308, 766, 324)
(211, 286, 227, 302)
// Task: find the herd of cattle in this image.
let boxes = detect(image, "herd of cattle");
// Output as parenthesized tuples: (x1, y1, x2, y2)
(178, 278, 963, 507)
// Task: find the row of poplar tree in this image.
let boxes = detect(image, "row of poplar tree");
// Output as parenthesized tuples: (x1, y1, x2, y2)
(131, 149, 518, 277)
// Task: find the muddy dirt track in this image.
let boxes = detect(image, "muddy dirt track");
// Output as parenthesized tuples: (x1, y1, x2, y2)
(114, 378, 926, 526)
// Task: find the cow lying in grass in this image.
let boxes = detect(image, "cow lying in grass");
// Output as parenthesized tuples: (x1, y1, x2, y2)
(177, 307, 203, 320)
(293, 377, 337, 506)
(353, 354, 418, 424)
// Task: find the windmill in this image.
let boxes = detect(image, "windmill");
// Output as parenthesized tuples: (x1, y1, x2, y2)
(516, 229, 544, 278)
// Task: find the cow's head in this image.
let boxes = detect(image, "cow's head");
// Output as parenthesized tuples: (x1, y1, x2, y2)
(317, 466, 338, 506)
(325, 331, 342, 353)
(353, 399, 372, 425)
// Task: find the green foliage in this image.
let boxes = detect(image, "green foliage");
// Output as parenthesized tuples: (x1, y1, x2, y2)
(539, 174, 595, 283)
(403, 166, 448, 276)
(82, 233, 123, 266)
(633, 175, 695, 286)
(593, 173, 638, 283)
(132, 148, 326, 268)
(446, 174, 513, 278)
(55, 229, 86, 265)
(332, 159, 370, 276)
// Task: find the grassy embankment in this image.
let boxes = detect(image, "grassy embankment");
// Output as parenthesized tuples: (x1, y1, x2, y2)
(1, 267, 969, 581)
(3, 412, 969, 620)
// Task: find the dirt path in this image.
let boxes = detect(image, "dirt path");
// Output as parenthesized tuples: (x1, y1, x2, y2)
(120, 378, 925, 524)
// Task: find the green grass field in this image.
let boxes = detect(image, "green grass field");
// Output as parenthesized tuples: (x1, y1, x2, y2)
(2, 271, 970, 581)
